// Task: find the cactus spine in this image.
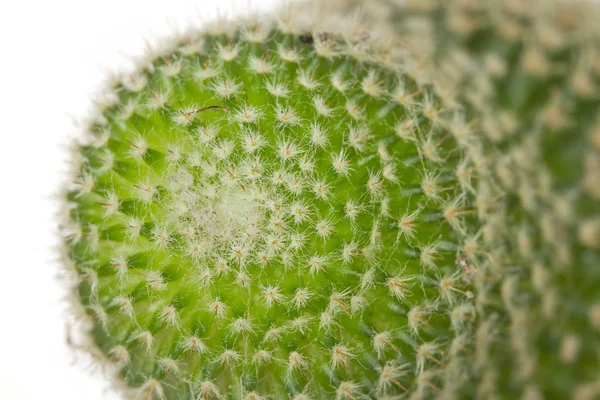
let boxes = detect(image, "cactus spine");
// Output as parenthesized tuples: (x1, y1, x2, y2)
(59, 1, 600, 399)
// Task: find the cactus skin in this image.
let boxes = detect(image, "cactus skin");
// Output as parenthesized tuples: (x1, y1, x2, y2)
(396, 3, 600, 400)
(60, 15, 482, 400)
(308, 0, 600, 398)
(59, 1, 600, 400)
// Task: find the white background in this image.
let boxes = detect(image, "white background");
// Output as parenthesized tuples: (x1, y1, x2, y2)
(0, 1, 279, 398)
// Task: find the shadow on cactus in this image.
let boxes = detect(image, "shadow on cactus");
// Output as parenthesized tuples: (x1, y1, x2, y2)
(58, 1, 600, 399)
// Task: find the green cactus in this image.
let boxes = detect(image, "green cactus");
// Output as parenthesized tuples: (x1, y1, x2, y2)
(325, 1, 600, 398)
(59, 1, 600, 399)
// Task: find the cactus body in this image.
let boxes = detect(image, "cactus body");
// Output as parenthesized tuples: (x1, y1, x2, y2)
(59, 1, 600, 399)
(315, 0, 600, 398)
(61, 18, 481, 400)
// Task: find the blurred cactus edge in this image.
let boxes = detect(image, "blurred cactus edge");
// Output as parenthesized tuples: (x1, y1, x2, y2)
(58, 0, 600, 399)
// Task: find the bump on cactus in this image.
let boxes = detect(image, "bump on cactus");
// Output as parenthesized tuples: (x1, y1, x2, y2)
(58, 1, 600, 399)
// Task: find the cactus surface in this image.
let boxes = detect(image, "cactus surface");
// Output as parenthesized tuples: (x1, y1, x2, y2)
(59, 1, 600, 399)
(327, 1, 600, 398)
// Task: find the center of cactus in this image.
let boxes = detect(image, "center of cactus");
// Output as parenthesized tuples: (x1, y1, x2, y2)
(64, 21, 479, 400)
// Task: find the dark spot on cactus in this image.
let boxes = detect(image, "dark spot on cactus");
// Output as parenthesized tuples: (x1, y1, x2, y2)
(317, 32, 331, 42)
(299, 33, 314, 45)
(299, 32, 333, 46)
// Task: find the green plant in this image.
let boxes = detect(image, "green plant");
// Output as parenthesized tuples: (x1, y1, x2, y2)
(59, 1, 600, 399)
(330, 1, 600, 398)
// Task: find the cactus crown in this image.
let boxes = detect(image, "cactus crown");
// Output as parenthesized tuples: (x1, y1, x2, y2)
(59, 1, 600, 400)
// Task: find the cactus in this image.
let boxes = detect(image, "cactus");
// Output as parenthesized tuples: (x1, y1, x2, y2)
(308, 0, 600, 398)
(59, 1, 600, 399)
